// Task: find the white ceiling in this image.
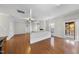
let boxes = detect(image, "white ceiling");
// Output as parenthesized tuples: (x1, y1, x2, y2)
(0, 4, 79, 20)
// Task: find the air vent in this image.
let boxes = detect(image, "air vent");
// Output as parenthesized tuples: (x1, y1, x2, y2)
(17, 10, 25, 14)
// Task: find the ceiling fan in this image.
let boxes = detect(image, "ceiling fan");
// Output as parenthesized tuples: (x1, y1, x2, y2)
(17, 9, 36, 22)
(25, 9, 36, 22)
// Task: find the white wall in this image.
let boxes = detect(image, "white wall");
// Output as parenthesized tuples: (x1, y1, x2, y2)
(0, 13, 28, 40)
(15, 21, 26, 34)
(7, 16, 15, 40)
(54, 19, 64, 38)
(50, 18, 65, 38)
(0, 13, 15, 40)
(0, 14, 9, 37)
(51, 10, 79, 38)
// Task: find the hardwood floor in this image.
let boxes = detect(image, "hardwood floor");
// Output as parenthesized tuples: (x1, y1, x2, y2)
(3, 33, 30, 54)
(2, 34, 64, 54)
(3, 33, 79, 54)
(64, 40, 79, 54)
(31, 37, 64, 54)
